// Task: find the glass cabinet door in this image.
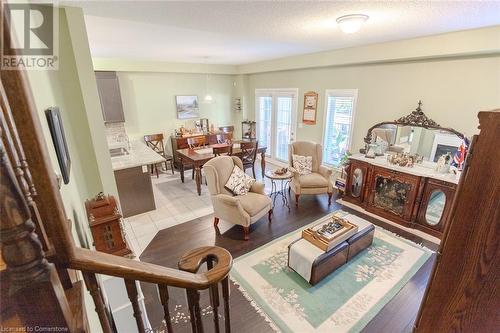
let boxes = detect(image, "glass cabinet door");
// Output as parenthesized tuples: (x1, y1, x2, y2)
(424, 190, 446, 226)
(351, 168, 364, 198)
(372, 175, 412, 217)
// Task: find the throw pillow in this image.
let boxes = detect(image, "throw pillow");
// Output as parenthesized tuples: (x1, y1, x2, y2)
(292, 154, 313, 175)
(224, 165, 256, 195)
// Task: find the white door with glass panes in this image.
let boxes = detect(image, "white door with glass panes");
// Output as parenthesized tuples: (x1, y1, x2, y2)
(255, 89, 298, 162)
(322, 89, 358, 167)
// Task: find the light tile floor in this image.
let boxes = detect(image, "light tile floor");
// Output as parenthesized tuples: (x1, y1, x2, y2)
(123, 163, 280, 256)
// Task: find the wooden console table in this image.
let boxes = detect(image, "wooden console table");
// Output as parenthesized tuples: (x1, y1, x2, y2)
(343, 154, 460, 238)
(176, 143, 267, 195)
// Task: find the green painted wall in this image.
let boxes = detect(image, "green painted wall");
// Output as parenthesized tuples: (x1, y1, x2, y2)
(27, 8, 102, 242)
(25, 7, 109, 333)
(116, 71, 243, 153)
(245, 56, 500, 153)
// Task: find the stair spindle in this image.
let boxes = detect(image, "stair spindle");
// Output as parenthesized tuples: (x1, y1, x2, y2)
(222, 277, 231, 333)
(82, 272, 113, 333)
(125, 279, 146, 333)
(207, 259, 221, 333)
(186, 288, 204, 333)
(158, 284, 174, 333)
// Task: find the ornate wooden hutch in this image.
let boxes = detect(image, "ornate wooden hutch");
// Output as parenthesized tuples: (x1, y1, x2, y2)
(343, 102, 466, 238)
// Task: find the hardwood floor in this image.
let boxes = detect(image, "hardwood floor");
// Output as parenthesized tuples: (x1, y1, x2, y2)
(139, 192, 438, 333)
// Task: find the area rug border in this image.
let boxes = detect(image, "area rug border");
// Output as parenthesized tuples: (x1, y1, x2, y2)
(230, 212, 433, 333)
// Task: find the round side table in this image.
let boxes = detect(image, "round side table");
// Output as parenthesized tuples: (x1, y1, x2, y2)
(265, 170, 293, 211)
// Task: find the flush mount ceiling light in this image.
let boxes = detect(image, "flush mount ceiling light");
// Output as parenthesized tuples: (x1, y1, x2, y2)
(336, 14, 369, 34)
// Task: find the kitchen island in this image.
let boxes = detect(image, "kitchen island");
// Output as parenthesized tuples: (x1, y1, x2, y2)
(111, 140, 165, 218)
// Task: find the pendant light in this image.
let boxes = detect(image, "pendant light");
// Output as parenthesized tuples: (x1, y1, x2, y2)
(203, 56, 214, 104)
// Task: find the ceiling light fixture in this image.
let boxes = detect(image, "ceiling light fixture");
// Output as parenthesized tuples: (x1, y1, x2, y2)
(336, 14, 369, 34)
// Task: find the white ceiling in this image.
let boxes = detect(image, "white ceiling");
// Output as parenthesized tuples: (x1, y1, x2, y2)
(66, 1, 500, 65)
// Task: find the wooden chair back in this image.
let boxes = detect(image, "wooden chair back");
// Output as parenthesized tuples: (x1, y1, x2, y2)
(216, 132, 233, 144)
(187, 136, 206, 149)
(240, 141, 258, 165)
(144, 133, 165, 155)
(213, 145, 233, 156)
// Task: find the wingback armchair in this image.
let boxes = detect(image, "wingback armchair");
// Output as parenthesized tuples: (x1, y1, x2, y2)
(204, 156, 272, 240)
(288, 141, 333, 207)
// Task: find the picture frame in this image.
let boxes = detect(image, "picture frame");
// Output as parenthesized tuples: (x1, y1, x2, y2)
(45, 107, 71, 184)
(176, 95, 200, 119)
(303, 91, 318, 125)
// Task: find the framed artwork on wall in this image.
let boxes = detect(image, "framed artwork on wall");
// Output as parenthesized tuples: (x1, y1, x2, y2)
(176, 95, 200, 119)
(303, 91, 318, 125)
(45, 107, 71, 184)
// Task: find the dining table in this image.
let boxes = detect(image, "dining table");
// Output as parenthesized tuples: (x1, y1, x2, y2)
(176, 142, 267, 195)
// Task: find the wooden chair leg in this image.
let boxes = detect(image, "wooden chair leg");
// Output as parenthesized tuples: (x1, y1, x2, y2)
(214, 217, 219, 227)
(252, 165, 256, 179)
(268, 209, 272, 223)
(328, 192, 333, 205)
(155, 164, 159, 178)
(295, 194, 300, 207)
(170, 160, 175, 175)
(192, 167, 195, 180)
(243, 226, 249, 241)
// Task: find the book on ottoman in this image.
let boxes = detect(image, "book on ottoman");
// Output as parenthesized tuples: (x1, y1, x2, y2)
(302, 215, 359, 251)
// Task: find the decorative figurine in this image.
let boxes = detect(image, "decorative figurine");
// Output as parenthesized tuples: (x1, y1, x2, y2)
(436, 152, 452, 173)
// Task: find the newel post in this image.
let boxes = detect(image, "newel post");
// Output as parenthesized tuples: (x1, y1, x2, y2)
(0, 131, 74, 330)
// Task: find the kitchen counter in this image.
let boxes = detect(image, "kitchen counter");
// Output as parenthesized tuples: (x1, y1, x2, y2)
(110, 140, 165, 218)
(111, 140, 166, 171)
(350, 153, 461, 184)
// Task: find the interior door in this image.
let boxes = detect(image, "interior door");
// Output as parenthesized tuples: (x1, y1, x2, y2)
(256, 90, 297, 162)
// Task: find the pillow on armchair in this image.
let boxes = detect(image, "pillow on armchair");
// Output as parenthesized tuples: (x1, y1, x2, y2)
(292, 154, 313, 175)
(224, 165, 256, 195)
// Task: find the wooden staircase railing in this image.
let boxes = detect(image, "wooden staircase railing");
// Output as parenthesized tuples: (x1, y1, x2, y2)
(0, 16, 233, 333)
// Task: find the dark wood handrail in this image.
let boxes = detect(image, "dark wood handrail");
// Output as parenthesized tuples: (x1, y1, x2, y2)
(2, 12, 233, 331)
(71, 247, 232, 290)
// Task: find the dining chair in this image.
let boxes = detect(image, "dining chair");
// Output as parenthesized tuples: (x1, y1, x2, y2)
(186, 136, 207, 179)
(213, 145, 233, 156)
(216, 132, 232, 144)
(240, 141, 258, 178)
(187, 136, 206, 149)
(143, 133, 174, 177)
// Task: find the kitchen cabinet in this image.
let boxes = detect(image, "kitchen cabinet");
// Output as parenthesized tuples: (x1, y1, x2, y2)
(95, 71, 125, 123)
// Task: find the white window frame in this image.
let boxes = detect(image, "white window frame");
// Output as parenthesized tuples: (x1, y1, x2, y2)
(321, 89, 359, 168)
(255, 88, 299, 164)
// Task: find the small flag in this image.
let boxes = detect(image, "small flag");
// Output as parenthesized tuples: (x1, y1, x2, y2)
(451, 137, 470, 169)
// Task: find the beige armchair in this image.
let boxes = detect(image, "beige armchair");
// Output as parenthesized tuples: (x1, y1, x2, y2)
(288, 141, 333, 207)
(204, 156, 272, 240)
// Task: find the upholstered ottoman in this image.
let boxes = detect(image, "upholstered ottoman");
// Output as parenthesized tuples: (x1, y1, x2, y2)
(288, 214, 375, 285)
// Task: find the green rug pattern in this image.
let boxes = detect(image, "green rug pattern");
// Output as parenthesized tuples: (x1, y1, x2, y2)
(231, 212, 433, 333)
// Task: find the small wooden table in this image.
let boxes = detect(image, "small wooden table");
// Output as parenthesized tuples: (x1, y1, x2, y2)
(265, 170, 293, 211)
(176, 142, 267, 195)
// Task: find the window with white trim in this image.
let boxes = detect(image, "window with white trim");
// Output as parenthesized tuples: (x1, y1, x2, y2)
(322, 89, 358, 167)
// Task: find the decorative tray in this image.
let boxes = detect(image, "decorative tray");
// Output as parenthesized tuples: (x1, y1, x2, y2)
(302, 216, 358, 251)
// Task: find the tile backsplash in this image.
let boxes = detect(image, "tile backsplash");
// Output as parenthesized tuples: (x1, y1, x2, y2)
(105, 122, 129, 148)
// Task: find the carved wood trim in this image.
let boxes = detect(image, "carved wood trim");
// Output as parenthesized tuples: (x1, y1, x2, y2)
(415, 111, 500, 331)
(0, 127, 73, 330)
(363, 101, 467, 145)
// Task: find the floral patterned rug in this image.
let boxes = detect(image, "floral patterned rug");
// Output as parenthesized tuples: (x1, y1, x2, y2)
(231, 211, 433, 333)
